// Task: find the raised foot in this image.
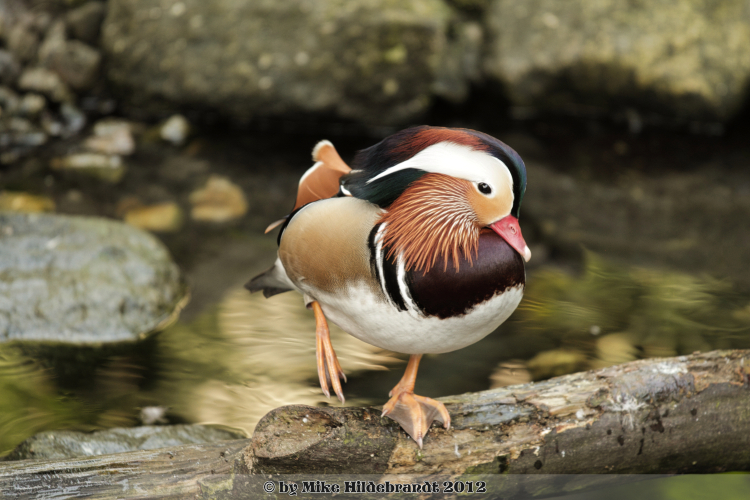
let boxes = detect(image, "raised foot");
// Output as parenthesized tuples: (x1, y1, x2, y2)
(312, 301, 346, 403)
(381, 390, 450, 448)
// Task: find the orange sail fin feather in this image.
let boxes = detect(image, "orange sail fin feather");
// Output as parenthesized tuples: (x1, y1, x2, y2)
(378, 173, 480, 273)
(294, 140, 351, 210)
(264, 140, 351, 233)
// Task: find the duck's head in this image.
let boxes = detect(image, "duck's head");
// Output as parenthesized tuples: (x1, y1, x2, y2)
(342, 126, 530, 272)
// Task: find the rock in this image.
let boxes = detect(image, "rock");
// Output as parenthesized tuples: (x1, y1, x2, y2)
(17, 93, 46, 117)
(0, 192, 55, 213)
(593, 333, 638, 369)
(489, 360, 532, 388)
(17, 67, 74, 103)
(83, 131, 132, 155)
(0, 86, 20, 115)
(16, 129, 46, 146)
(37, 20, 66, 62)
(6, 22, 40, 63)
(65, 1, 107, 45)
(0, 212, 186, 344)
(50, 153, 125, 182)
(0, 49, 21, 85)
(93, 118, 135, 138)
(102, 0, 451, 125)
(433, 19, 483, 102)
(526, 349, 588, 380)
(84, 118, 135, 155)
(189, 175, 248, 223)
(59, 102, 86, 136)
(5, 116, 33, 133)
(123, 202, 183, 233)
(139, 406, 169, 425)
(39, 113, 64, 137)
(4, 425, 244, 461)
(484, 0, 750, 122)
(0, 117, 47, 148)
(159, 114, 189, 145)
(34, 102, 84, 138)
(38, 20, 102, 91)
(26, 9, 53, 34)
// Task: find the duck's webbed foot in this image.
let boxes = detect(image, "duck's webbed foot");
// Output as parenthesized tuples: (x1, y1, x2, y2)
(312, 301, 346, 403)
(381, 354, 451, 448)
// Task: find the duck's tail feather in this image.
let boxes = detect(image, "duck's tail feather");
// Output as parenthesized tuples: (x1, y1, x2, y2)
(245, 259, 295, 298)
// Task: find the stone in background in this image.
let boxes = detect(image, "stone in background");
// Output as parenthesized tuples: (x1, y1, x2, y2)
(484, 0, 750, 122)
(0, 0, 105, 165)
(102, 0, 452, 126)
(0, 212, 186, 345)
(3, 0, 750, 166)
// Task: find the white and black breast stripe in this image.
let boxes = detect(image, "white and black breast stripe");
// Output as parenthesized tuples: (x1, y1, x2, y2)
(370, 223, 390, 304)
(395, 251, 423, 316)
(367, 223, 423, 316)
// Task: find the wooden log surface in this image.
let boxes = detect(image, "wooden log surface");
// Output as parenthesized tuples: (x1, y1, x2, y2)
(1, 350, 748, 499)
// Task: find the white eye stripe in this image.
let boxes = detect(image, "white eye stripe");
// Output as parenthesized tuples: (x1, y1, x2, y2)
(366, 143, 513, 203)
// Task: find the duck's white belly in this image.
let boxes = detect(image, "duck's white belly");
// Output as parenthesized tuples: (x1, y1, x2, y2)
(312, 283, 524, 354)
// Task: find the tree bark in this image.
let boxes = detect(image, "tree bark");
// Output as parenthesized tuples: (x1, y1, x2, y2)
(1, 350, 749, 499)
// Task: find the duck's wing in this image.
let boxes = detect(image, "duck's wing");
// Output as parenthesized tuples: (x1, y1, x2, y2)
(265, 140, 351, 233)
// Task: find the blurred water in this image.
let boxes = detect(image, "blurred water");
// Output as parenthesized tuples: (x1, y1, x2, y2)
(2, 248, 749, 456)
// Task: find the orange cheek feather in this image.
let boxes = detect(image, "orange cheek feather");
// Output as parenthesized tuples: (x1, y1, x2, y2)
(466, 182, 513, 227)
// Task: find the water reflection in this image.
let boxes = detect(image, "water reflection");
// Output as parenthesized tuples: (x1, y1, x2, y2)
(1, 253, 749, 456)
(0, 347, 85, 454)
(149, 288, 401, 435)
(0, 287, 401, 455)
(491, 253, 750, 386)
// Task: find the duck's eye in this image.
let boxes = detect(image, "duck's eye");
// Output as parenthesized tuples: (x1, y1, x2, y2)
(478, 182, 492, 195)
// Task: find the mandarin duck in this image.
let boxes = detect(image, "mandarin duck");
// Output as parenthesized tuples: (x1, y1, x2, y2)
(246, 126, 530, 447)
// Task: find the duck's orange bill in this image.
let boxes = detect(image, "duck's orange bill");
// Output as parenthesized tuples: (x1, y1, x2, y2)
(490, 215, 531, 262)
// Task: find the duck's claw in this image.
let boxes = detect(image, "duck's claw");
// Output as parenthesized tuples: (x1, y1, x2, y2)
(382, 390, 450, 448)
(312, 301, 346, 403)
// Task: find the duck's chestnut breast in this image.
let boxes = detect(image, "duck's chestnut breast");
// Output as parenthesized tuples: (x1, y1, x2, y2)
(407, 229, 525, 319)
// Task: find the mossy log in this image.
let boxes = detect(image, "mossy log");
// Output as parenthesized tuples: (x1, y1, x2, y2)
(1, 350, 749, 499)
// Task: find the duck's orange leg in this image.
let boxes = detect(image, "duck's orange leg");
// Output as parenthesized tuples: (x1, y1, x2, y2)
(381, 354, 451, 448)
(312, 301, 346, 403)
